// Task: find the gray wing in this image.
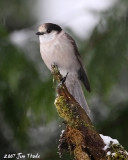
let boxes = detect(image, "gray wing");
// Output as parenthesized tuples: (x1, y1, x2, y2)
(65, 33, 91, 92)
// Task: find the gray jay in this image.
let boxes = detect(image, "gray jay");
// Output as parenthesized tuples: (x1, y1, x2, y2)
(36, 23, 91, 116)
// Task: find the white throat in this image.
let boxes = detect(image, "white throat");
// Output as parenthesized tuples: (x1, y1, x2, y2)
(39, 31, 58, 43)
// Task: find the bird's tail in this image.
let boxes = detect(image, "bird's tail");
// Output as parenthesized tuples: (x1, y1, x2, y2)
(65, 76, 90, 117)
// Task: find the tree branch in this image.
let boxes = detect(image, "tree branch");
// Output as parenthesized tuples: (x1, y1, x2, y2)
(51, 64, 128, 160)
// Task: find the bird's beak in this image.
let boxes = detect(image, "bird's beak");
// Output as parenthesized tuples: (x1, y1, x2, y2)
(36, 32, 44, 35)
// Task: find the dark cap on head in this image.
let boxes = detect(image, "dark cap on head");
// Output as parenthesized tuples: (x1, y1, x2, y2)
(45, 23, 62, 33)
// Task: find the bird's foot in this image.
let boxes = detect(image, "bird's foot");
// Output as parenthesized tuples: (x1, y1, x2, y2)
(60, 72, 69, 84)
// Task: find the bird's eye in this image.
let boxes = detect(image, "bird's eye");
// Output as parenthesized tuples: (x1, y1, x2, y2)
(47, 29, 51, 33)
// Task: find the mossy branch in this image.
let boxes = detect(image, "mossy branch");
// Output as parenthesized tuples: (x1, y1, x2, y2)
(51, 65, 128, 160)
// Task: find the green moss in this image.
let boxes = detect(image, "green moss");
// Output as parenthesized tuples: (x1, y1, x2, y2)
(54, 96, 78, 127)
(107, 143, 128, 160)
(54, 96, 93, 129)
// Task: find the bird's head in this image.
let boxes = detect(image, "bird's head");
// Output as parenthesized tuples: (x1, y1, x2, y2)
(36, 23, 62, 42)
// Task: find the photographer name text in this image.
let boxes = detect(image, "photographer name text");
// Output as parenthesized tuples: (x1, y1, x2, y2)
(4, 153, 40, 159)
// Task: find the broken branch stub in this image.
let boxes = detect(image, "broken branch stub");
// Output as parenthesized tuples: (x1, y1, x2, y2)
(52, 64, 106, 160)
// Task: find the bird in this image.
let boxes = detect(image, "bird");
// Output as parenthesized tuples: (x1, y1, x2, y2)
(36, 23, 91, 116)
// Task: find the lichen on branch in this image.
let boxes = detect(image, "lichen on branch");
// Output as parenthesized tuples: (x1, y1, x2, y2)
(51, 64, 128, 160)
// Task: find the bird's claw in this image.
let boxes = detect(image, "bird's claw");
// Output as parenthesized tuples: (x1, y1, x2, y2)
(60, 72, 69, 84)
